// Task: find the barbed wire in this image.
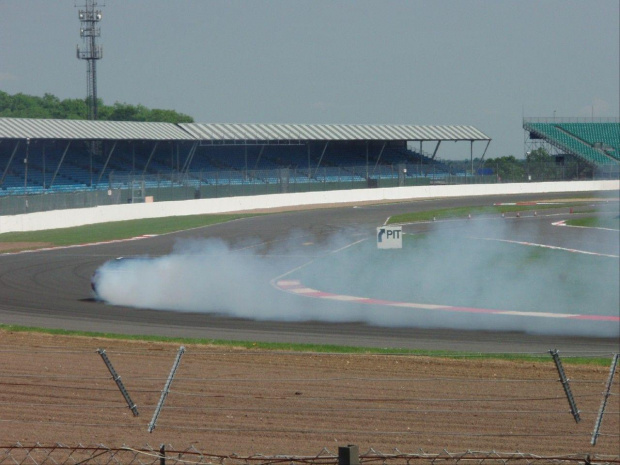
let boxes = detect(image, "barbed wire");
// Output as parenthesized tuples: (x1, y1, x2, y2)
(2, 400, 612, 416)
(0, 371, 613, 384)
(0, 382, 607, 405)
(166, 390, 603, 403)
(0, 417, 617, 441)
(0, 380, 160, 393)
(0, 444, 619, 465)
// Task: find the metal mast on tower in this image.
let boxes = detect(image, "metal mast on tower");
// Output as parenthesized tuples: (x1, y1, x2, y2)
(76, 1, 103, 120)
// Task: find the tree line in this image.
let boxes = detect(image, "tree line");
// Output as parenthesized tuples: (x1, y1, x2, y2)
(0, 90, 194, 123)
(440, 148, 594, 181)
(470, 148, 592, 181)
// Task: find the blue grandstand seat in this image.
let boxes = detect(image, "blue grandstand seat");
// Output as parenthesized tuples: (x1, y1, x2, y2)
(525, 122, 618, 166)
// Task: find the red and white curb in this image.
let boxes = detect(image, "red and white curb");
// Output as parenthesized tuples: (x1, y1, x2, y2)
(493, 202, 561, 206)
(275, 280, 620, 322)
(552, 220, 619, 233)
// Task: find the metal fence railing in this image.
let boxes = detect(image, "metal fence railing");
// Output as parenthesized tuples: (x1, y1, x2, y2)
(1, 162, 618, 216)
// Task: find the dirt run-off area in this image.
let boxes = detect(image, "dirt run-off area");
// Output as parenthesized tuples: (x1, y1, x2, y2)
(0, 330, 618, 457)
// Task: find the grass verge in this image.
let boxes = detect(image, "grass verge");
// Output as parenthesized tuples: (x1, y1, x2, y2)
(0, 324, 611, 366)
(0, 213, 257, 247)
(1, 199, 615, 248)
(387, 203, 598, 224)
(565, 216, 620, 230)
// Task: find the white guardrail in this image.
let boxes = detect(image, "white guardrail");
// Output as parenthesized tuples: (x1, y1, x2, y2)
(0, 180, 618, 234)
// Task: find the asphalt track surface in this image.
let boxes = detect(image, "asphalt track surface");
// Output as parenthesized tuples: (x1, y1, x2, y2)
(1, 192, 619, 355)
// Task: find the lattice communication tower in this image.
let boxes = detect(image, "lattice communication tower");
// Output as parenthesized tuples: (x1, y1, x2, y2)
(76, 1, 103, 120)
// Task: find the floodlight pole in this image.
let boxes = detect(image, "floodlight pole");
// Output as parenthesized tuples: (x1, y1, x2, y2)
(76, 0, 103, 120)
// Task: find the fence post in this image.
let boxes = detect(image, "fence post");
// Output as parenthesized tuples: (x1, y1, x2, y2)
(549, 349, 580, 423)
(159, 444, 166, 465)
(338, 445, 360, 465)
(591, 353, 619, 445)
(96, 348, 139, 416)
(148, 346, 186, 433)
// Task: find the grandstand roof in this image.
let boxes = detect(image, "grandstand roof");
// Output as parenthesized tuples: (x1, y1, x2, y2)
(180, 123, 490, 142)
(0, 118, 192, 140)
(0, 118, 491, 143)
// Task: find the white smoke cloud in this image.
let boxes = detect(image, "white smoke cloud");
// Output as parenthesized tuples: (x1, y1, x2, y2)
(93, 216, 619, 337)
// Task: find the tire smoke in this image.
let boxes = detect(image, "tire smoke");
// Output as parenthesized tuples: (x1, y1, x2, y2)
(93, 217, 619, 337)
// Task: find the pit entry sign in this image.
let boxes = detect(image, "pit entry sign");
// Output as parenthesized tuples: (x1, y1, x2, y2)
(376, 226, 402, 249)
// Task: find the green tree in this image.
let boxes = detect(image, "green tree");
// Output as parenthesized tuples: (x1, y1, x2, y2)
(41, 93, 61, 116)
(147, 108, 193, 123)
(0, 91, 194, 123)
(107, 102, 143, 121)
(484, 156, 526, 182)
(59, 98, 88, 119)
(526, 147, 559, 181)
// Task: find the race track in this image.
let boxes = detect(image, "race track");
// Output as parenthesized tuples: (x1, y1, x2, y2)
(1, 192, 618, 354)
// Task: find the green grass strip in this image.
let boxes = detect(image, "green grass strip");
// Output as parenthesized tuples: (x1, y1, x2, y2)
(0, 213, 257, 247)
(0, 324, 611, 366)
(387, 201, 610, 225)
(565, 216, 620, 230)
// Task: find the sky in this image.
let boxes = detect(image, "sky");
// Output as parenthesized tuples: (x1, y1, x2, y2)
(0, 0, 618, 160)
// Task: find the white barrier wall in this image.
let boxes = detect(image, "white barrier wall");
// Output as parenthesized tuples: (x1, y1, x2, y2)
(1, 180, 618, 233)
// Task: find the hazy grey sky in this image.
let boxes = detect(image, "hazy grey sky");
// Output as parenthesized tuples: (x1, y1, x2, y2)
(1, 1, 618, 159)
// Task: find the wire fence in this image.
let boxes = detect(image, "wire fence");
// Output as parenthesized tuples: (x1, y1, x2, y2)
(0, 444, 619, 465)
(0, 343, 618, 454)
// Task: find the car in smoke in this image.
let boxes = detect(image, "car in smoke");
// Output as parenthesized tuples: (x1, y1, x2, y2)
(91, 256, 151, 299)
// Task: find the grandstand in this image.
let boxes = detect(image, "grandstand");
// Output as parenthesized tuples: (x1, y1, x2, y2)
(523, 117, 619, 166)
(0, 118, 490, 205)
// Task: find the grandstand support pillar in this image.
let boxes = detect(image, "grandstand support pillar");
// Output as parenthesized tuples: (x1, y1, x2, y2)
(307, 143, 312, 179)
(472, 139, 491, 176)
(142, 142, 160, 176)
(431, 140, 441, 160)
(253, 145, 265, 170)
(480, 140, 490, 162)
(372, 141, 386, 176)
(49, 141, 72, 190)
(42, 144, 46, 190)
(313, 141, 329, 178)
(0, 140, 20, 187)
(24, 138, 30, 189)
(181, 142, 198, 176)
(366, 141, 369, 180)
(97, 140, 117, 187)
(470, 140, 474, 177)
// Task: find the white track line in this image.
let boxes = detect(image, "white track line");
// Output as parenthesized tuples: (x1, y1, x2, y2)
(471, 236, 619, 258)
